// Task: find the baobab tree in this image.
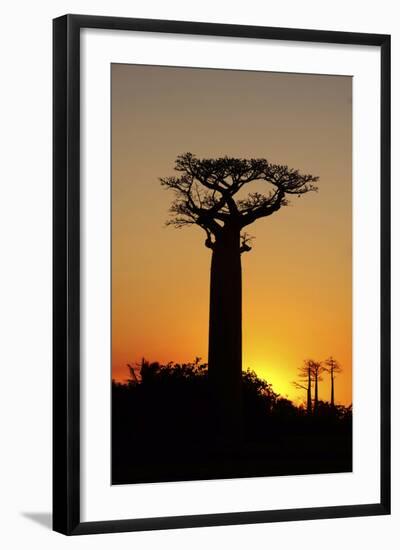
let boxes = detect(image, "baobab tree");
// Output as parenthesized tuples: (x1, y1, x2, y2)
(293, 360, 314, 415)
(307, 360, 324, 413)
(325, 356, 342, 407)
(160, 152, 318, 437)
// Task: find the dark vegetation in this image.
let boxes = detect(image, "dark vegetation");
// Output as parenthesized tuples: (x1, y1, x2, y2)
(112, 359, 352, 485)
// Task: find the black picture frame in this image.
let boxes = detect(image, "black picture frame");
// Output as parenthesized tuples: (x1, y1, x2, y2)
(53, 14, 391, 535)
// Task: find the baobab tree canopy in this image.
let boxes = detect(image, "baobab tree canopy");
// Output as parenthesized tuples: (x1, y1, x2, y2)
(160, 152, 319, 251)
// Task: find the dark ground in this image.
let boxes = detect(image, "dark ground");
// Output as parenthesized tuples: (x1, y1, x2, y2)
(112, 361, 352, 485)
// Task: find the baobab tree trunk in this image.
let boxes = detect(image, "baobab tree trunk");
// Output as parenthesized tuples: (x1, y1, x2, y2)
(307, 367, 312, 415)
(314, 374, 319, 414)
(330, 368, 335, 407)
(208, 226, 243, 441)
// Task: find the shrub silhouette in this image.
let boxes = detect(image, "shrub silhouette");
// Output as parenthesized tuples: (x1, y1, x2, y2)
(112, 360, 352, 484)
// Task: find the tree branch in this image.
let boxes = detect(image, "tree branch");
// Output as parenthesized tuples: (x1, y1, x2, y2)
(160, 153, 319, 250)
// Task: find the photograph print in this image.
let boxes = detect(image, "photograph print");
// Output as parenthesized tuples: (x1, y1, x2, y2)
(111, 64, 352, 485)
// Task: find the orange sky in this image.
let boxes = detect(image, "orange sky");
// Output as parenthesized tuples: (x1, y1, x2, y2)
(111, 64, 352, 406)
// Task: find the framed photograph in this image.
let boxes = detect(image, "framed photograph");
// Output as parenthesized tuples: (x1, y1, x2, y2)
(53, 14, 390, 535)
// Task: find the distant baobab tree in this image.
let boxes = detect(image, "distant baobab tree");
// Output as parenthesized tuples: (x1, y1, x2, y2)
(307, 360, 324, 413)
(293, 360, 314, 415)
(325, 356, 342, 407)
(160, 152, 318, 437)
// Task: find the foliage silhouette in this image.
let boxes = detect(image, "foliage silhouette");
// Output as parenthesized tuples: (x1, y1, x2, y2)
(160, 153, 319, 438)
(112, 359, 352, 484)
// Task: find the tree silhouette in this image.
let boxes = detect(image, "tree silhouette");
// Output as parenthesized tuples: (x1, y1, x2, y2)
(293, 360, 314, 414)
(325, 356, 342, 407)
(306, 360, 324, 413)
(160, 152, 318, 437)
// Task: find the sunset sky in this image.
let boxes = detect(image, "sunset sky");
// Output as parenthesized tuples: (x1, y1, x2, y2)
(111, 64, 352, 406)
